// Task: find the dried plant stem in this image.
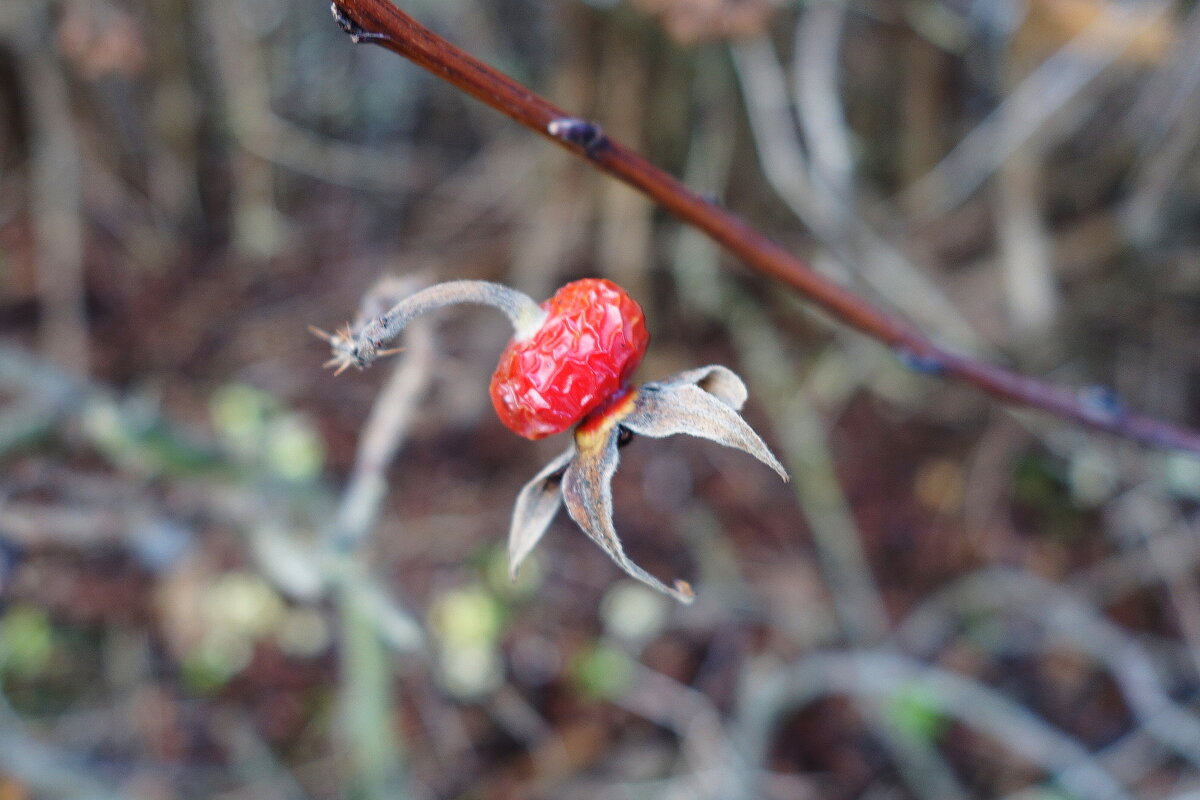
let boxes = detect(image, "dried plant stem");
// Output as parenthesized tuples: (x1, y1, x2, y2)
(324, 277, 437, 798)
(327, 0, 1200, 455)
(328, 303, 437, 550)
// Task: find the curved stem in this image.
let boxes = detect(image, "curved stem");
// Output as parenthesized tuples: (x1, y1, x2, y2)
(325, 0, 1200, 455)
(372, 280, 543, 338)
(333, 280, 545, 371)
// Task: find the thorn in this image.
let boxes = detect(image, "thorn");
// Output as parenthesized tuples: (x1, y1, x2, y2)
(375, 347, 406, 358)
(308, 325, 333, 343)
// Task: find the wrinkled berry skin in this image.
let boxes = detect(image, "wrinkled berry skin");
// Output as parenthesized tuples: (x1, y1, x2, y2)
(490, 279, 650, 439)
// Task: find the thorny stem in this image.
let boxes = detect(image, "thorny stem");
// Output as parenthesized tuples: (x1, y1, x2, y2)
(327, 0, 1200, 455)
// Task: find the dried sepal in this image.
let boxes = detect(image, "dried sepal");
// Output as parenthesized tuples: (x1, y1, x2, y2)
(309, 324, 357, 375)
(624, 367, 788, 482)
(309, 323, 402, 375)
(508, 447, 573, 579)
(651, 365, 748, 410)
(562, 424, 695, 604)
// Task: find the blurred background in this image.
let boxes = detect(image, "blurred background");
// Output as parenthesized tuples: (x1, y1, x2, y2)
(3, 0, 1200, 797)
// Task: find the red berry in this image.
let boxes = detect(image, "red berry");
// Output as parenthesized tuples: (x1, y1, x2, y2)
(489, 279, 650, 439)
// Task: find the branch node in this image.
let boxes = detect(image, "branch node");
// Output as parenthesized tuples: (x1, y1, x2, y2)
(1079, 385, 1126, 424)
(547, 117, 608, 158)
(895, 347, 947, 376)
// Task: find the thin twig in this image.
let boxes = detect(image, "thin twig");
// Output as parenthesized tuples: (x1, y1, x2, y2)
(326, 0, 1200, 455)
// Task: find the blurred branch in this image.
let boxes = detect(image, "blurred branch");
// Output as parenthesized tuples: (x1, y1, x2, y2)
(998, 706, 1193, 798)
(325, 0, 1200, 455)
(335, 576, 409, 800)
(212, 710, 314, 800)
(901, 0, 1173, 222)
(671, 108, 969, 800)
(1123, 2, 1200, 138)
(320, 275, 436, 800)
(16, 3, 89, 376)
(0, 348, 84, 455)
(616, 662, 748, 800)
(678, 257, 973, 800)
(996, 146, 1058, 337)
(1120, 4, 1200, 245)
(730, 33, 985, 351)
(207, 0, 413, 194)
(1072, 523, 1200, 605)
(735, 650, 1133, 800)
(0, 340, 432, 796)
(0, 697, 123, 800)
(895, 567, 1200, 770)
(791, 1, 853, 204)
(731, 316, 977, 800)
(1109, 488, 1200, 678)
(326, 276, 435, 553)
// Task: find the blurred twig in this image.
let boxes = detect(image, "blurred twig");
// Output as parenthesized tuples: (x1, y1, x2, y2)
(615, 662, 747, 800)
(901, 0, 1174, 222)
(320, 275, 436, 800)
(326, 276, 435, 553)
(1120, 2, 1200, 244)
(792, 1, 853, 207)
(0, 337, 435, 796)
(735, 650, 1133, 800)
(213, 710, 313, 800)
(0, 696, 124, 800)
(730, 33, 985, 351)
(210, 3, 414, 195)
(8, 1, 90, 376)
(671, 100, 970, 800)
(1109, 488, 1200, 678)
(326, 0, 1200, 454)
(895, 567, 1200, 770)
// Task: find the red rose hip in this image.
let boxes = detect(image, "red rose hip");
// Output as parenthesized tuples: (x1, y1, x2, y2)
(489, 279, 649, 439)
(319, 274, 787, 603)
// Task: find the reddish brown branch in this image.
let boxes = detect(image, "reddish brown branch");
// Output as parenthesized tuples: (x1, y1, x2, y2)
(327, 0, 1200, 455)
